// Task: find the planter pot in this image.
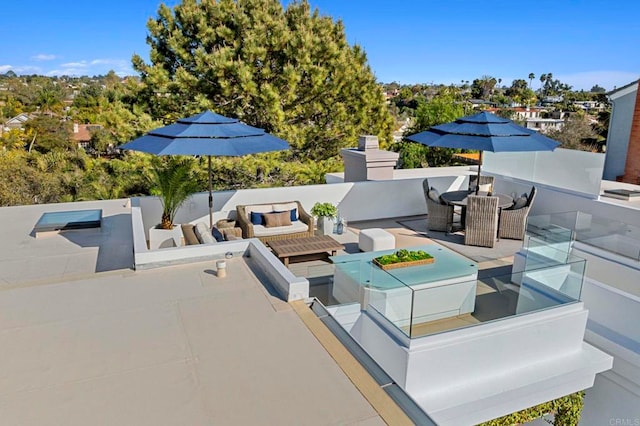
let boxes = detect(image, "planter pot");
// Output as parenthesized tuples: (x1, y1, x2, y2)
(317, 217, 335, 235)
(148, 225, 182, 250)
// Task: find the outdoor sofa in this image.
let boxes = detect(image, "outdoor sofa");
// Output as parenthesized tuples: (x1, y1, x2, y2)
(236, 201, 315, 242)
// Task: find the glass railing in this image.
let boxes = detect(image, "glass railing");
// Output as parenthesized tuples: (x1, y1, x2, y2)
(483, 148, 605, 196)
(573, 212, 640, 261)
(526, 211, 640, 261)
(328, 249, 585, 339)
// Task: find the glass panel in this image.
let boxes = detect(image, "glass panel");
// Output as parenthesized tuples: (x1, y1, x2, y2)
(527, 211, 640, 262)
(484, 149, 604, 196)
(573, 212, 640, 261)
(366, 269, 415, 337)
(519, 254, 586, 303)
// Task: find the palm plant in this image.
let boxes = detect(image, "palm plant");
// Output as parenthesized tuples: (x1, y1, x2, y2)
(151, 157, 200, 229)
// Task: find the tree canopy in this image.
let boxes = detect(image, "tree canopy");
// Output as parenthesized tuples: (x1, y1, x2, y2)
(132, 0, 393, 161)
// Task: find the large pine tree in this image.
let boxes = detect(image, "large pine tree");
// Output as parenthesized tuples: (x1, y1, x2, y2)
(132, 0, 393, 161)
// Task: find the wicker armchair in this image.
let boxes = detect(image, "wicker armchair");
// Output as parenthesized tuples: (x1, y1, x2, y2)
(468, 175, 495, 193)
(464, 195, 499, 248)
(236, 201, 315, 242)
(499, 186, 537, 240)
(422, 178, 454, 232)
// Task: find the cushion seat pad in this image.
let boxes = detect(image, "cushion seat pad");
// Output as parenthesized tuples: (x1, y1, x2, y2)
(252, 220, 308, 237)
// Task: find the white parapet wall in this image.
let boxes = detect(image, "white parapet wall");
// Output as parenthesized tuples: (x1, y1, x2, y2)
(132, 175, 472, 235)
(246, 239, 309, 301)
(571, 243, 640, 425)
(335, 302, 612, 426)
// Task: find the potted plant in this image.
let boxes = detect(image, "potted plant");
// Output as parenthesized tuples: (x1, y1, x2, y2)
(148, 158, 200, 249)
(311, 202, 338, 235)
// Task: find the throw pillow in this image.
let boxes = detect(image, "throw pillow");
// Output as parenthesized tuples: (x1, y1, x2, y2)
(470, 183, 493, 193)
(263, 211, 292, 228)
(211, 227, 224, 242)
(478, 183, 492, 193)
(427, 187, 441, 204)
(222, 228, 243, 241)
(509, 196, 528, 210)
(181, 224, 199, 245)
(272, 203, 298, 219)
(275, 208, 297, 222)
(250, 211, 266, 225)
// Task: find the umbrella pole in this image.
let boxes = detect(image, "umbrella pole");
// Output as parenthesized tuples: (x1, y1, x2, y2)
(208, 155, 213, 229)
(475, 151, 483, 195)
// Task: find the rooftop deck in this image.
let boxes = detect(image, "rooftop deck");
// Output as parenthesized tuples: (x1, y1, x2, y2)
(1, 165, 636, 424)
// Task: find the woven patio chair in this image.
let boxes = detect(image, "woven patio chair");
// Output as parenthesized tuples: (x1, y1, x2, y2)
(468, 175, 495, 193)
(499, 186, 537, 240)
(422, 178, 454, 232)
(464, 195, 499, 248)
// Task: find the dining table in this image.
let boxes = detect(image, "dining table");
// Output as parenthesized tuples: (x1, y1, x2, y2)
(439, 190, 514, 230)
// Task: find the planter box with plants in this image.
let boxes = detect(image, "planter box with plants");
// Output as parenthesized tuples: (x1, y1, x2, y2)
(372, 249, 434, 270)
(149, 158, 200, 249)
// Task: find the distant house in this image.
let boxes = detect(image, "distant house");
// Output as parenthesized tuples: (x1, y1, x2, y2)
(469, 99, 496, 108)
(3, 112, 34, 130)
(604, 79, 640, 183)
(541, 95, 564, 104)
(524, 117, 564, 133)
(486, 107, 547, 121)
(383, 88, 399, 103)
(71, 123, 103, 149)
(572, 100, 607, 112)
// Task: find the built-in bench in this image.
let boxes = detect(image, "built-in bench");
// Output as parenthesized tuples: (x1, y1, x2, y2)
(181, 222, 242, 245)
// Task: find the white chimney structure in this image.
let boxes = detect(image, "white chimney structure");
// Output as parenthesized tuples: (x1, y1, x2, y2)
(341, 135, 399, 182)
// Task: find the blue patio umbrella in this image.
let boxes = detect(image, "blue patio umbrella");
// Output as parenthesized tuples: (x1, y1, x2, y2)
(120, 110, 290, 227)
(405, 111, 560, 193)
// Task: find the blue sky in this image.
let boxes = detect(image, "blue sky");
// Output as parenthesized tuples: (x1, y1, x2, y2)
(2, 0, 638, 91)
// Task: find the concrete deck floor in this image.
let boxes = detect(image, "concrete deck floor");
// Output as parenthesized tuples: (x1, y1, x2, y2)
(0, 201, 521, 424)
(0, 201, 396, 424)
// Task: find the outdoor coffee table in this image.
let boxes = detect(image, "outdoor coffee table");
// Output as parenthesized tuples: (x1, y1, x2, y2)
(267, 235, 344, 267)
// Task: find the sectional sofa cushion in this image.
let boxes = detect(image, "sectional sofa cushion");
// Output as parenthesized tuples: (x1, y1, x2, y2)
(194, 222, 216, 244)
(252, 220, 309, 237)
(181, 224, 200, 245)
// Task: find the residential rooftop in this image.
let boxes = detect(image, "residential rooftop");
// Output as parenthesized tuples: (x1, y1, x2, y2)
(1, 155, 639, 424)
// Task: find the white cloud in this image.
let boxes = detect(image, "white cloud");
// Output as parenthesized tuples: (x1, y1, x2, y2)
(1, 65, 42, 74)
(4, 58, 135, 77)
(31, 54, 57, 61)
(60, 61, 89, 68)
(46, 58, 135, 76)
(91, 59, 119, 65)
